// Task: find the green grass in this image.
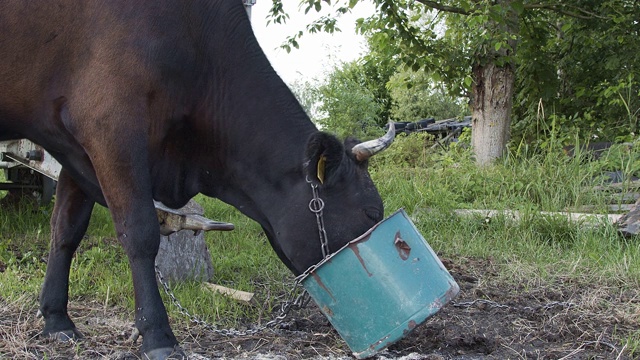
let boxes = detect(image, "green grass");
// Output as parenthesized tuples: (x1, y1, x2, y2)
(0, 194, 290, 327)
(372, 143, 640, 282)
(1, 143, 639, 354)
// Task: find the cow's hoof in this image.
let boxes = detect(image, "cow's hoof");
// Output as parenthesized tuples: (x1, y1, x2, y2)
(48, 329, 83, 342)
(144, 345, 186, 360)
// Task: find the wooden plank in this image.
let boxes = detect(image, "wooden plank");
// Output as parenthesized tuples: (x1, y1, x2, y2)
(605, 193, 640, 203)
(454, 209, 623, 224)
(202, 283, 254, 303)
(591, 180, 640, 192)
(571, 204, 636, 213)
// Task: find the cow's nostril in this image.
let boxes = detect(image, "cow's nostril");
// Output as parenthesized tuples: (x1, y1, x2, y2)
(364, 209, 382, 223)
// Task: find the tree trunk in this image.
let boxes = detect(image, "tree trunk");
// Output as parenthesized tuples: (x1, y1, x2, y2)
(470, 0, 519, 166)
(471, 61, 516, 166)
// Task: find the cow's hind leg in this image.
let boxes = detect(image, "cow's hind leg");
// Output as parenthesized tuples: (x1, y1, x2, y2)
(39, 170, 94, 340)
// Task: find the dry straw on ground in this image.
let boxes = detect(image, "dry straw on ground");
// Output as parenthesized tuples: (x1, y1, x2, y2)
(1, 256, 638, 359)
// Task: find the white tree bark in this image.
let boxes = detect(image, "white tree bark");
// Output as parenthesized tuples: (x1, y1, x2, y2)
(471, 61, 515, 166)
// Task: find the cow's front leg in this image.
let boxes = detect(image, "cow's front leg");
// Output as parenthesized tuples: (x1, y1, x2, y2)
(39, 170, 94, 339)
(88, 159, 182, 359)
(116, 207, 182, 359)
(64, 85, 184, 357)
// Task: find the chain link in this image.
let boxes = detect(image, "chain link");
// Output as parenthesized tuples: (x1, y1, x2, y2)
(452, 299, 576, 312)
(308, 180, 330, 258)
(153, 181, 331, 337)
(155, 264, 311, 336)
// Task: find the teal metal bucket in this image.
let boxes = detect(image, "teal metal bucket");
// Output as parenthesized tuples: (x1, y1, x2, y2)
(300, 209, 459, 359)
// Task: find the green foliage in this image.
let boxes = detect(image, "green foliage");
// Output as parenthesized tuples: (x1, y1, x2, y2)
(597, 73, 640, 140)
(370, 136, 616, 213)
(270, 0, 640, 151)
(288, 78, 323, 119)
(511, 1, 640, 144)
(388, 69, 468, 121)
(0, 171, 5, 200)
(594, 142, 640, 180)
(316, 71, 379, 138)
(289, 35, 468, 137)
(371, 132, 433, 168)
(312, 60, 391, 139)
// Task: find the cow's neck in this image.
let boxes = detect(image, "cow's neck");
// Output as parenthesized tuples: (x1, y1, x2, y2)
(194, 2, 318, 235)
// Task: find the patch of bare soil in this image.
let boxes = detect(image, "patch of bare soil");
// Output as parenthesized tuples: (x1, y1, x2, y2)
(1, 257, 638, 359)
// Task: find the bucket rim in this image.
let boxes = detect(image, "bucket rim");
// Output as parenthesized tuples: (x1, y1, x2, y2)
(296, 208, 408, 283)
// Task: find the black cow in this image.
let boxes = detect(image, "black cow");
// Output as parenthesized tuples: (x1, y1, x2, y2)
(0, 1, 394, 359)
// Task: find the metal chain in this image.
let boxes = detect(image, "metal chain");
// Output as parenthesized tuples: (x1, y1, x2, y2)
(155, 264, 311, 336)
(154, 181, 331, 337)
(307, 179, 330, 258)
(452, 299, 576, 312)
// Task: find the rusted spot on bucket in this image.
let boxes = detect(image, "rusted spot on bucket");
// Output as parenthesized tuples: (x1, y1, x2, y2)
(368, 334, 390, 351)
(348, 243, 373, 277)
(322, 305, 334, 317)
(403, 320, 418, 335)
(394, 232, 411, 260)
(312, 273, 336, 301)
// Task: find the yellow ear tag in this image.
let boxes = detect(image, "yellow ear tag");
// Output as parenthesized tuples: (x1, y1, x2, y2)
(317, 155, 326, 184)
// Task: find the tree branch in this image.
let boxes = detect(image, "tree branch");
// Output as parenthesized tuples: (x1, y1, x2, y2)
(523, 3, 606, 20)
(413, 1, 605, 20)
(413, 0, 471, 15)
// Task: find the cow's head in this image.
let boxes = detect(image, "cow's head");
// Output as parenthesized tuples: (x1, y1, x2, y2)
(274, 124, 395, 275)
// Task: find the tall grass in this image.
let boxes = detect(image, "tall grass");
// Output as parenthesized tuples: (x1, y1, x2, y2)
(371, 134, 640, 291)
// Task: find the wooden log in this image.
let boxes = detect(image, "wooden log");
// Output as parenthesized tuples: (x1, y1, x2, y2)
(616, 197, 640, 237)
(155, 200, 216, 283)
(590, 179, 640, 192)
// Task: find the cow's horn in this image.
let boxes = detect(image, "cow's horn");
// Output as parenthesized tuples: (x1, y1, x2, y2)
(352, 121, 396, 161)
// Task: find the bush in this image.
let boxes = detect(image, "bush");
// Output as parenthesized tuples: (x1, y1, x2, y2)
(370, 132, 434, 168)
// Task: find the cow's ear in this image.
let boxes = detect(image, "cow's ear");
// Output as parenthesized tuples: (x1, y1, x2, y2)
(305, 132, 346, 186)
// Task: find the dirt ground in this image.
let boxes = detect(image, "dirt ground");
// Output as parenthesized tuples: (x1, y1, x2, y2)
(1, 256, 638, 359)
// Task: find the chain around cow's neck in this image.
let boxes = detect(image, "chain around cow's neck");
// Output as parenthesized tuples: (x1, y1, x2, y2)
(306, 177, 330, 259)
